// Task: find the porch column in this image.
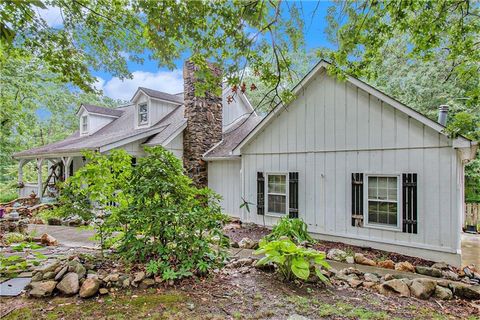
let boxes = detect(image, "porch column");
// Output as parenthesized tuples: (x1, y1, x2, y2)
(62, 156, 73, 180)
(37, 158, 44, 198)
(18, 159, 26, 185)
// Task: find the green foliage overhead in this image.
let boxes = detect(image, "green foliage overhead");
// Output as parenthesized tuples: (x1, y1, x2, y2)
(264, 217, 315, 244)
(254, 237, 330, 283)
(324, 1, 480, 107)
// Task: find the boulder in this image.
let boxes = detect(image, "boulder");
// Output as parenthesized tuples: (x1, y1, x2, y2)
(345, 256, 355, 264)
(326, 249, 347, 261)
(31, 272, 43, 282)
(354, 253, 376, 266)
(377, 260, 395, 269)
(348, 278, 363, 288)
(29, 281, 57, 298)
(449, 283, 480, 300)
(56, 272, 79, 295)
(139, 278, 155, 289)
(42, 271, 56, 280)
(363, 281, 377, 289)
(47, 217, 62, 226)
(62, 215, 84, 227)
(434, 285, 453, 300)
(431, 262, 450, 270)
(40, 233, 58, 246)
(409, 279, 436, 299)
(415, 266, 442, 278)
(79, 278, 100, 298)
(55, 266, 68, 281)
(382, 279, 410, 297)
(68, 260, 86, 279)
(442, 270, 459, 281)
(229, 258, 254, 268)
(133, 271, 145, 284)
(395, 261, 415, 273)
(363, 273, 380, 283)
(238, 237, 257, 249)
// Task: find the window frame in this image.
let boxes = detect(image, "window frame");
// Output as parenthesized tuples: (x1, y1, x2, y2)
(81, 115, 88, 134)
(265, 172, 289, 217)
(138, 102, 149, 126)
(363, 173, 402, 231)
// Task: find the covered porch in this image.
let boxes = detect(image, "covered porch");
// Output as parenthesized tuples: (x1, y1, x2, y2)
(17, 155, 83, 200)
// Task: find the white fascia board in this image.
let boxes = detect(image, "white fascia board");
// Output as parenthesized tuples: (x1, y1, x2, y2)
(14, 151, 85, 160)
(87, 112, 120, 119)
(99, 127, 167, 153)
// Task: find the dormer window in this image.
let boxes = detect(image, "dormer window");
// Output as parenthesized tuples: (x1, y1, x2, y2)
(138, 103, 148, 126)
(81, 115, 88, 134)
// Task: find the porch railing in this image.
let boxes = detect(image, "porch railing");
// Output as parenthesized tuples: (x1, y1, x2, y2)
(19, 183, 39, 198)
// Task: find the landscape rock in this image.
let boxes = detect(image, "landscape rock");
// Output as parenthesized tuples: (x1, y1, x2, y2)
(409, 279, 436, 299)
(449, 283, 480, 300)
(47, 218, 62, 226)
(40, 233, 58, 246)
(133, 271, 145, 284)
(139, 278, 155, 289)
(56, 272, 79, 295)
(99, 288, 108, 295)
(62, 215, 84, 227)
(348, 278, 363, 288)
(363, 273, 380, 283)
(377, 260, 395, 269)
(363, 281, 377, 289)
(442, 270, 459, 281)
(431, 262, 450, 270)
(68, 260, 86, 279)
(31, 272, 43, 282)
(345, 256, 355, 264)
(229, 258, 254, 268)
(434, 285, 453, 300)
(415, 266, 442, 278)
(238, 237, 257, 249)
(55, 266, 68, 281)
(42, 271, 56, 280)
(326, 249, 347, 261)
(29, 281, 57, 298)
(79, 278, 100, 298)
(382, 279, 410, 297)
(395, 261, 415, 273)
(354, 253, 376, 266)
(36, 260, 61, 273)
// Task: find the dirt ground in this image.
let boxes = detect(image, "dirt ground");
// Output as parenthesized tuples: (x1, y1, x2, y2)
(1, 268, 478, 320)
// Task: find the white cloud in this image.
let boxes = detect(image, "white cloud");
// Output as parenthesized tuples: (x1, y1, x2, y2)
(37, 6, 63, 28)
(98, 70, 184, 101)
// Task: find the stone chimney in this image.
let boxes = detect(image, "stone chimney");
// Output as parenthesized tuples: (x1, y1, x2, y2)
(183, 60, 223, 187)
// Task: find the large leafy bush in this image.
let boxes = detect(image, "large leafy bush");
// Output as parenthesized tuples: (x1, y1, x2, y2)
(254, 237, 330, 283)
(264, 217, 315, 244)
(117, 146, 228, 280)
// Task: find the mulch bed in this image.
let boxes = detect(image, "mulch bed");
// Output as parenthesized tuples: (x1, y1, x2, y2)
(224, 222, 435, 267)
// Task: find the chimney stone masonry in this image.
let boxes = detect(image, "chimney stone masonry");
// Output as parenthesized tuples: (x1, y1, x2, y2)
(183, 61, 223, 188)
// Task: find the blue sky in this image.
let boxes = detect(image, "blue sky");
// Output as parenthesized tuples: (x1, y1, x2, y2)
(39, 1, 333, 101)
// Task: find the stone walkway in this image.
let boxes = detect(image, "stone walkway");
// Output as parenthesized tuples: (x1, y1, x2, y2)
(27, 224, 98, 249)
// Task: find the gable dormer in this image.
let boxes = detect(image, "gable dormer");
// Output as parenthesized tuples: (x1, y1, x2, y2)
(76, 104, 123, 136)
(131, 87, 183, 129)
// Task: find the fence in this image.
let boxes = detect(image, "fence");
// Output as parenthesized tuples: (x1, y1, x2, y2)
(465, 203, 480, 231)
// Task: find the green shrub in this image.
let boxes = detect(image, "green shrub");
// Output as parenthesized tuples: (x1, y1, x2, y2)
(0, 190, 17, 203)
(264, 217, 315, 244)
(117, 146, 229, 281)
(254, 237, 330, 283)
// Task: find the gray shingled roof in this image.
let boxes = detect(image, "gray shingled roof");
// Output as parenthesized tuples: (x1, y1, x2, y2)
(14, 104, 175, 158)
(81, 104, 124, 117)
(138, 87, 184, 104)
(143, 106, 187, 146)
(203, 114, 262, 159)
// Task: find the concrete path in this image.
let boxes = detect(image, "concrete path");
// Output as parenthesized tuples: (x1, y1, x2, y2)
(27, 224, 98, 249)
(461, 232, 480, 267)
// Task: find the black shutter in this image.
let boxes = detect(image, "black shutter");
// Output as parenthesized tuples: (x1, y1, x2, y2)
(351, 173, 364, 227)
(289, 172, 299, 218)
(257, 172, 265, 215)
(402, 173, 418, 234)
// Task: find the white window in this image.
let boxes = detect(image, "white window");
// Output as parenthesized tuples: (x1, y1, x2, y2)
(266, 173, 288, 216)
(365, 175, 400, 229)
(81, 115, 88, 133)
(138, 103, 148, 125)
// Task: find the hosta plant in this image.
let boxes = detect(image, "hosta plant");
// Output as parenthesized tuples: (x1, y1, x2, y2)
(254, 237, 330, 283)
(264, 217, 315, 244)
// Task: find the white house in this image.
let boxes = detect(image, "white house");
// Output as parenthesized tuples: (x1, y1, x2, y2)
(14, 60, 478, 265)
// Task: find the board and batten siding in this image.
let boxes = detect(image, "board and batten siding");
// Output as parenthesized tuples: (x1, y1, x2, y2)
(208, 160, 242, 217)
(240, 70, 463, 264)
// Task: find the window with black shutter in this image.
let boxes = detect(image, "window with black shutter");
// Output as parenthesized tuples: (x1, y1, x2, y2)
(257, 172, 265, 215)
(289, 172, 299, 218)
(402, 173, 418, 234)
(351, 173, 364, 227)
